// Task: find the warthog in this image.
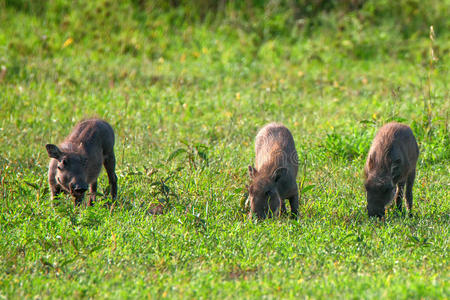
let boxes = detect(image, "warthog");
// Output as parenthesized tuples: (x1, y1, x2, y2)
(247, 123, 299, 219)
(46, 118, 117, 206)
(364, 122, 419, 218)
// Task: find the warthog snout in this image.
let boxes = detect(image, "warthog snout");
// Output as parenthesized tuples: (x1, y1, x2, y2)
(367, 205, 385, 219)
(70, 182, 88, 196)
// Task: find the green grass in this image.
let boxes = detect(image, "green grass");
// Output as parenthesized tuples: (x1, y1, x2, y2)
(0, 1, 449, 298)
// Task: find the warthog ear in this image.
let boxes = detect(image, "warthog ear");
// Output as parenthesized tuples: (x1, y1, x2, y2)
(248, 166, 257, 178)
(46, 144, 63, 160)
(272, 167, 287, 182)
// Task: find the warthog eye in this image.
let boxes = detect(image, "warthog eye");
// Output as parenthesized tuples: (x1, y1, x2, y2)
(57, 159, 67, 170)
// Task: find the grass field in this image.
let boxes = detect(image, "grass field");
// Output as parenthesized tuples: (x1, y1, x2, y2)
(0, 1, 449, 298)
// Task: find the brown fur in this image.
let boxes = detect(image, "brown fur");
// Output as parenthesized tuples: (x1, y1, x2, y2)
(364, 122, 419, 218)
(247, 123, 299, 219)
(46, 118, 117, 206)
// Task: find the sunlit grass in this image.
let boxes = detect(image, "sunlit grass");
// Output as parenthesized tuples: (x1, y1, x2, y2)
(0, 1, 449, 299)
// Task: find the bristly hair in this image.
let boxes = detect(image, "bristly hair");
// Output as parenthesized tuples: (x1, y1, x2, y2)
(60, 142, 84, 154)
(365, 124, 399, 178)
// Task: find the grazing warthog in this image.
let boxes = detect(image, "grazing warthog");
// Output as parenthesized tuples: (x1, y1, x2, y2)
(46, 119, 117, 206)
(247, 123, 299, 219)
(364, 122, 419, 218)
